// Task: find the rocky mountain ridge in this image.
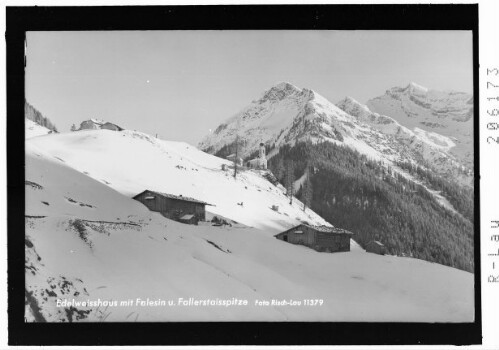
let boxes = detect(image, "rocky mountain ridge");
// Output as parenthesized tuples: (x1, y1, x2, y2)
(366, 82, 473, 167)
(199, 82, 473, 183)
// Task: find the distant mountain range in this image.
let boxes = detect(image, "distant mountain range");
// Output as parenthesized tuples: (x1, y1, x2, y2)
(200, 82, 475, 272)
(200, 82, 472, 183)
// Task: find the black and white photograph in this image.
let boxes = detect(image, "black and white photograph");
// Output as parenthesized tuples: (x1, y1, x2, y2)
(23, 28, 476, 323)
(8, 2, 497, 347)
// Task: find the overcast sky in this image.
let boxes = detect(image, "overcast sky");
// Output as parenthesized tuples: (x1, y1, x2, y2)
(26, 31, 473, 145)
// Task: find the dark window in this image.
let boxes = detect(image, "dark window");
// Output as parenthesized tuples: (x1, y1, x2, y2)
(283, 235, 288, 242)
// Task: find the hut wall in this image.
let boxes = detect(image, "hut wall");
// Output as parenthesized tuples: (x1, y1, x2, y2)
(276, 225, 314, 247)
(315, 232, 350, 252)
(163, 197, 205, 221)
(366, 242, 385, 255)
(134, 191, 206, 221)
(276, 224, 350, 252)
(134, 190, 163, 212)
(286, 225, 315, 246)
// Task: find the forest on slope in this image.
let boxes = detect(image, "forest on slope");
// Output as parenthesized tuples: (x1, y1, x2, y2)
(268, 142, 474, 272)
(25, 100, 58, 132)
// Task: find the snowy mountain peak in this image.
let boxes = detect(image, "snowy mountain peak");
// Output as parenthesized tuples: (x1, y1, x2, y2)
(255, 82, 304, 103)
(273, 81, 301, 92)
(199, 82, 353, 158)
(384, 82, 429, 98)
(336, 97, 398, 128)
(343, 96, 359, 103)
(336, 96, 370, 114)
(407, 82, 429, 95)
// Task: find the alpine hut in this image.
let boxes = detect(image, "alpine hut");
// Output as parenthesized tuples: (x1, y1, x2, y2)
(274, 224, 353, 253)
(133, 190, 211, 225)
(365, 240, 387, 255)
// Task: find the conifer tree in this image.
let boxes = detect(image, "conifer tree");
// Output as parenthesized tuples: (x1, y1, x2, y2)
(302, 172, 313, 211)
(285, 160, 295, 205)
(273, 157, 285, 181)
(233, 134, 239, 179)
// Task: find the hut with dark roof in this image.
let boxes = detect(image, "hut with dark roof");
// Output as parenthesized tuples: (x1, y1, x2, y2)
(78, 119, 123, 131)
(133, 190, 212, 225)
(365, 240, 386, 255)
(101, 122, 123, 131)
(274, 224, 353, 253)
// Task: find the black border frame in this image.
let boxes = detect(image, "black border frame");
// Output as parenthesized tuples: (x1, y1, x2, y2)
(7, 4, 481, 346)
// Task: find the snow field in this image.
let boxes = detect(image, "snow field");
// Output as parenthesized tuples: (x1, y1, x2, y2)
(25, 132, 474, 322)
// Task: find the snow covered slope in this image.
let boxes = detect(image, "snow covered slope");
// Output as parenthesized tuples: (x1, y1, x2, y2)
(25, 137, 474, 322)
(366, 83, 473, 168)
(26, 118, 52, 139)
(27, 129, 328, 233)
(25, 100, 58, 135)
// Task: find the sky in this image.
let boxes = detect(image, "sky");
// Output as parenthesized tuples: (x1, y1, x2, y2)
(26, 31, 473, 145)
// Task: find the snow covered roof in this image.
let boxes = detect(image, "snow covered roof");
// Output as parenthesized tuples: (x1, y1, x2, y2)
(304, 224, 354, 235)
(370, 240, 385, 247)
(82, 119, 123, 130)
(180, 214, 195, 220)
(276, 224, 354, 236)
(407, 82, 429, 94)
(134, 190, 212, 205)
